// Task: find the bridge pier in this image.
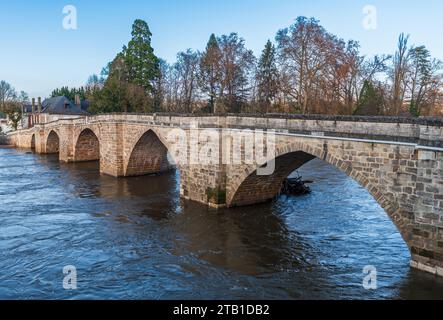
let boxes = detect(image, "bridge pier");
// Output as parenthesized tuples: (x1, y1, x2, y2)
(408, 150, 443, 276)
(180, 164, 227, 207)
(33, 128, 45, 153)
(98, 122, 125, 177)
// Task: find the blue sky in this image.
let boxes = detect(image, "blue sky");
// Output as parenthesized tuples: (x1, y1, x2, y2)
(1, 0, 442, 98)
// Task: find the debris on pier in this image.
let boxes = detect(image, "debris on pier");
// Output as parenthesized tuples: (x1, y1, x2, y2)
(280, 175, 313, 196)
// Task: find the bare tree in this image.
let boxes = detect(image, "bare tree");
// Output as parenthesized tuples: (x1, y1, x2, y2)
(0, 81, 17, 112)
(276, 17, 364, 114)
(391, 33, 410, 115)
(174, 49, 201, 112)
(217, 33, 255, 113)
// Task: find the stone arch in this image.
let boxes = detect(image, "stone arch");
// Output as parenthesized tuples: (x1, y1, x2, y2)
(125, 129, 173, 177)
(46, 130, 60, 154)
(74, 128, 100, 162)
(228, 141, 410, 241)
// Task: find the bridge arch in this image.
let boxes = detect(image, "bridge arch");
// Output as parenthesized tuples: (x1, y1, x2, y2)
(46, 130, 60, 154)
(74, 128, 100, 162)
(228, 141, 409, 242)
(125, 129, 174, 177)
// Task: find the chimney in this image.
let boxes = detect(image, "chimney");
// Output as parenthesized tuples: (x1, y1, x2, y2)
(75, 94, 81, 107)
(31, 98, 36, 114)
(38, 97, 42, 113)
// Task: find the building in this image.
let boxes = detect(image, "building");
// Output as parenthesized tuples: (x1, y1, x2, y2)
(41, 96, 89, 116)
(22, 95, 90, 129)
(0, 118, 11, 133)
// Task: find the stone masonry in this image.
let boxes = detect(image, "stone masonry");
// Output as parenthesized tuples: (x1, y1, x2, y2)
(7, 113, 443, 277)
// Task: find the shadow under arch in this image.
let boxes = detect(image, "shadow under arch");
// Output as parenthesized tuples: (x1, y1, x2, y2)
(30, 134, 35, 150)
(228, 141, 411, 248)
(74, 128, 100, 163)
(46, 130, 60, 154)
(125, 129, 175, 177)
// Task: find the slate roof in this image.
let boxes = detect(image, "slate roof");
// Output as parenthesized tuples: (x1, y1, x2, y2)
(41, 96, 89, 116)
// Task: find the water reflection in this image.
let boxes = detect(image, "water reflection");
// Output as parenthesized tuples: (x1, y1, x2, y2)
(1, 148, 443, 299)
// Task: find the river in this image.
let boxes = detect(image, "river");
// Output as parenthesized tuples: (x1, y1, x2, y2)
(0, 147, 443, 299)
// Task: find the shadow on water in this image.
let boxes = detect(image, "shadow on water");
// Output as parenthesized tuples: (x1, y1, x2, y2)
(1, 149, 443, 299)
(57, 160, 313, 275)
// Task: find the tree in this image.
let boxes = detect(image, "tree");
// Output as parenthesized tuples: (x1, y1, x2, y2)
(406, 45, 443, 117)
(199, 34, 222, 113)
(18, 91, 29, 104)
(123, 19, 160, 92)
(0, 81, 17, 112)
(335, 40, 363, 114)
(51, 87, 87, 101)
(354, 80, 384, 115)
(88, 78, 127, 114)
(217, 33, 255, 113)
(174, 49, 200, 112)
(88, 20, 161, 114)
(391, 33, 410, 115)
(86, 74, 105, 91)
(152, 58, 169, 111)
(88, 77, 153, 114)
(4, 101, 22, 130)
(88, 53, 154, 115)
(276, 17, 349, 114)
(163, 62, 181, 112)
(52, 19, 443, 117)
(256, 40, 279, 113)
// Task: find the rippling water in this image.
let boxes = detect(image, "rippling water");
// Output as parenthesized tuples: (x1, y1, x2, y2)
(1, 147, 443, 300)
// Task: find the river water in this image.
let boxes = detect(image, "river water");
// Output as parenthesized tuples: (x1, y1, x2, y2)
(1, 147, 443, 300)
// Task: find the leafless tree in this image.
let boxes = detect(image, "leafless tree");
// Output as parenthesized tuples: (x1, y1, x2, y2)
(0, 81, 17, 111)
(390, 33, 410, 115)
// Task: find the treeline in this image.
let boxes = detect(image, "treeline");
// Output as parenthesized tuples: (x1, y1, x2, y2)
(0, 80, 28, 129)
(51, 87, 88, 102)
(70, 17, 443, 116)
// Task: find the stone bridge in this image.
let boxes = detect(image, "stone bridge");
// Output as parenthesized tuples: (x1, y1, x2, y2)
(7, 113, 443, 277)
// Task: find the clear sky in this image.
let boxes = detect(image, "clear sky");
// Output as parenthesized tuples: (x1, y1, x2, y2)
(1, 0, 442, 98)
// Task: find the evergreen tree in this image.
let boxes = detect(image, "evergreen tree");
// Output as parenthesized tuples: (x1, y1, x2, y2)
(408, 45, 432, 117)
(51, 87, 87, 101)
(256, 40, 279, 112)
(199, 34, 222, 113)
(123, 19, 160, 92)
(354, 80, 383, 115)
